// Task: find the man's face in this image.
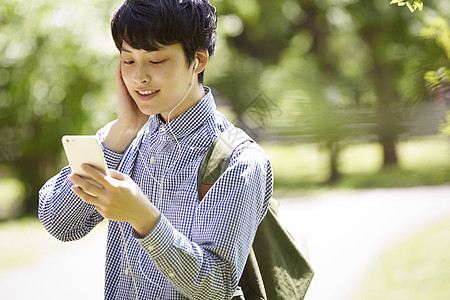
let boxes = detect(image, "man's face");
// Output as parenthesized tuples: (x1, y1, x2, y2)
(120, 42, 197, 121)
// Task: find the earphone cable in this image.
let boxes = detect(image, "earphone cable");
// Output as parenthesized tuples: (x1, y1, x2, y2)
(118, 220, 139, 300)
(118, 61, 197, 298)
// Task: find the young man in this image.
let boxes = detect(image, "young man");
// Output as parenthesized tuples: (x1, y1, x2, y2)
(39, 0, 273, 299)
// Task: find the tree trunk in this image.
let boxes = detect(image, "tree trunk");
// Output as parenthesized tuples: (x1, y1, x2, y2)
(377, 107, 399, 166)
(16, 155, 58, 216)
(327, 141, 341, 183)
(372, 61, 399, 167)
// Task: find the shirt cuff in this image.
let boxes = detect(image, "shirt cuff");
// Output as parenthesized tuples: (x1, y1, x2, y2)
(100, 142, 124, 170)
(133, 214, 175, 259)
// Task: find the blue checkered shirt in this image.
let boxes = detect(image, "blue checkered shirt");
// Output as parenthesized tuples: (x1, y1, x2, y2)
(39, 88, 273, 300)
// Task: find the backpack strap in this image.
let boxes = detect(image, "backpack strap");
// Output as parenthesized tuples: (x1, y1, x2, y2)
(197, 124, 253, 199)
(197, 124, 315, 300)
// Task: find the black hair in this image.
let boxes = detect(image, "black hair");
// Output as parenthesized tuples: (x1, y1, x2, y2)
(111, 0, 217, 84)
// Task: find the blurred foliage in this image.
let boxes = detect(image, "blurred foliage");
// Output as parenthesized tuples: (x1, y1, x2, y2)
(0, 177, 24, 219)
(401, 17, 450, 103)
(0, 0, 120, 214)
(390, 0, 423, 13)
(0, 0, 449, 217)
(441, 112, 450, 135)
(208, 0, 449, 176)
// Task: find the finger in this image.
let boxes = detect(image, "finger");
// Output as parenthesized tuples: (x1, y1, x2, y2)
(81, 164, 109, 184)
(68, 171, 104, 189)
(69, 173, 104, 196)
(116, 60, 128, 93)
(71, 185, 101, 205)
(102, 170, 128, 190)
(116, 60, 122, 84)
(116, 61, 135, 111)
(81, 165, 125, 190)
(108, 169, 128, 180)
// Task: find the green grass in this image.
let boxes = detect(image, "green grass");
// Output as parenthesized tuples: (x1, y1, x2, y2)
(262, 136, 450, 193)
(2, 136, 448, 209)
(0, 217, 58, 271)
(349, 216, 450, 300)
(0, 136, 448, 271)
(262, 143, 329, 189)
(0, 178, 25, 219)
(0, 217, 107, 271)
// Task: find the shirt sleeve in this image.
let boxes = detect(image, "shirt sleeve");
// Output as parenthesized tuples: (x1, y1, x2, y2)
(134, 142, 274, 299)
(38, 121, 124, 242)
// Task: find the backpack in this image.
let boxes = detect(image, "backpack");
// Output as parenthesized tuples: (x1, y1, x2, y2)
(197, 124, 314, 300)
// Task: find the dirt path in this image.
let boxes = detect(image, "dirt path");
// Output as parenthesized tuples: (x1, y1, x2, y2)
(277, 185, 450, 300)
(0, 223, 107, 299)
(0, 185, 449, 299)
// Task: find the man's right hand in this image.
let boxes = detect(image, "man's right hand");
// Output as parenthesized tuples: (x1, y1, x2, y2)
(103, 61, 149, 153)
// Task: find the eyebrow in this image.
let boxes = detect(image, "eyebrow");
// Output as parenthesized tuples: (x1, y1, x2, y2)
(121, 47, 132, 53)
(121, 45, 167, 54)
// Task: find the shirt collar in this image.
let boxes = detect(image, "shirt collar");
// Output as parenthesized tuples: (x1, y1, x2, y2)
(145, 87, 215, 139)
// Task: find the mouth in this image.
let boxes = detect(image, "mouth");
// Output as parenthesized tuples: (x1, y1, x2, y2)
(135, 89, 160, 100)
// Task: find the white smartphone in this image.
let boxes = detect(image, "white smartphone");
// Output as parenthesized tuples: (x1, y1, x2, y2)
(62, 135, 109, 178)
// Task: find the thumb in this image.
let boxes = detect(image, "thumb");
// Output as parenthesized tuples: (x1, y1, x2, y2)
(103, 170, 127, 189)
(108, 169, 128, 180)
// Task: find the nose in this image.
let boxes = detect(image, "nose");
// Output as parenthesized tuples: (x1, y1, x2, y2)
(134, 64, 150, 85)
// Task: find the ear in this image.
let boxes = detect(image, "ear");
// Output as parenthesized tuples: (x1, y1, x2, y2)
(194, 49, 209, 74)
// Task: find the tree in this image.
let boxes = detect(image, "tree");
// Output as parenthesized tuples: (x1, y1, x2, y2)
(0, 0, 118, 215)
(209, 0, 449, 179)
(2, 0, 449, 217)
(208, 0, 351, 181)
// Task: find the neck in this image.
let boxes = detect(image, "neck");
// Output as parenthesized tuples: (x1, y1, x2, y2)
(160, 83, 206, 123)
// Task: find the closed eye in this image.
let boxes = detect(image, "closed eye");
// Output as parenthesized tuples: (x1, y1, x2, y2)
(150, 60, 166, 65)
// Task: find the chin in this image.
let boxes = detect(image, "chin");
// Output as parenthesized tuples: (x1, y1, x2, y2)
(133, 104, 157, 117)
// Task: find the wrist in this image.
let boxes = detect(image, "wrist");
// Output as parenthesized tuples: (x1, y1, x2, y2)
(103, 121, 140, 153)
(131, 203, 160, 238)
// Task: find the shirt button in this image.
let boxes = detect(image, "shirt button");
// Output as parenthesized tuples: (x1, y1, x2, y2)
(148, 246, 154, 251)
(150, 156, 155, 164)
(125, 268, 129, 275)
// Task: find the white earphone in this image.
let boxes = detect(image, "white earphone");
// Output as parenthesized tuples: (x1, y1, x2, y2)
(121, 56, 202, 300)
(194, 58, 199, 71)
